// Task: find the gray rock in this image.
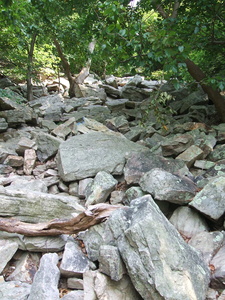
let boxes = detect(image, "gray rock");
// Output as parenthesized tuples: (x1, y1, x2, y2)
(8, 177, 48, 193)
(124, 126, 144, 142)
(105, 98, 128, 112)
(0, 77, 15, 88)
(83, 270, 142, 300)
(123, 186, 146, 205)
(4, 154, 24, 167)
(61, 290, 84, 300)
(124, 151, 190, 185)
(60, 237, 90, 277)
(0, 281, 31, 300)
(100, 84, 121, 97)
(161, 133, 194, 156)
(52, 117, 77, 140)
(0, 95, 21, 110)
(78, 178, 93, 198)
(21, 235, 67, 252)
(107, 195, 210, 300)
(205, 161, 225, 178)
(0, 118, 8, 133)
(85, 171, 118, 206)
(34, 132, 62, 162)
(206, 288, 219, 300)
(210, 244, 225, 289)
(106, 116, 129, 133)
(208, 144, 225, 162)
(6, 252, 41, 283)
(0, 239, 18, 273)
(0, 107, 35, 127)
(16, 136, 36, 155)
(179, 90, 208, 114)
(121, 85, 152, 102)
(110, 190, 125, 205)
(28, 253, 60, 300)
(140, 168, 197, 204)
(23, 149, 36, 175)
(99, 245, 126, 281)
(57, 131, 147, 182)
(189, 177, 225, 221)
(169, 206, 209, 238)
(176, 145, 204, 167)
(0, 186, 84, 222)
(105, 75, 118, 88)
(67, 278, 84, 290)
(189, 231, 224, 264)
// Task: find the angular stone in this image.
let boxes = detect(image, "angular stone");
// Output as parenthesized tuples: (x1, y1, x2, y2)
(108, 195, 210, 300)
(61, 290, 84, 300)
(60, 237, 90, 277)
(4, 154, 24, 167)
(21, 235, 67, 252)
(0, 186, 84, 222)
(0, 96, 21, 110)
(23, 149, 37, 175)
(6, 252, 41, 283)
(205, 161, 225, 178)
(57, 131, 147, 182)
(105, 116, 129, 133)
(85, 171, 118, 206)
(124, 151, 190, 185)
(189, 177, 225, 221)
(110, 190, 125, 205)
(16, 137, 36, 155)
(67, 278, 84, 290)
(0, 281, 31, 300)
(140, 168, 197, 204)
(106, 99, 128, 112)
(210, 244, 225, 289)
(123, 186, 146, 205)
(0, 107, 35, 127)
(189, 231, 224, 264)
(78, 178, 93, 198)
(8, 177, 48, 193)
(35, 132, 62, 162)
(52, 117, 77, 140)
(0, 118, 8, 133)
(100, 84, 121, 97)
(169, 206, 209, 239)
(99, 245, 126, 281)
(28, 253, 60, 300)
(68, 181, 79, 196)
(208, 144, 225, 162)
(83, 271, 142, 300)
(0, 239, 18, 273)
(124, 126, 144, 142)
(194, 160, 215, 170)
(161, 133, 194, 156)
(176, 145, 204, 167)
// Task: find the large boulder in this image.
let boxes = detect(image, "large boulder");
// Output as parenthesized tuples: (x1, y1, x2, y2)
(107, 195, 210, 300)
(57, 131, 147, 182)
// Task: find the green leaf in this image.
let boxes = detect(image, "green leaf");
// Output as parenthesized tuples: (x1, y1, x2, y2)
(178, 45, 184, 52)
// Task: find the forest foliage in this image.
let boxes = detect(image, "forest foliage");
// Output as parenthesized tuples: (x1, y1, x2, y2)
(0, 0, 225, 118)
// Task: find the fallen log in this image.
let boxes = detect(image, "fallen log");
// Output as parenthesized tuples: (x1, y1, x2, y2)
(0, 203, 123, 236)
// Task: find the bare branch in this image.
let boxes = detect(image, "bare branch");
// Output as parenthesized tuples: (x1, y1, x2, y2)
(171, 1, 180, 19)
(0, 204, 123, 237)
(156, 4, 169, 19)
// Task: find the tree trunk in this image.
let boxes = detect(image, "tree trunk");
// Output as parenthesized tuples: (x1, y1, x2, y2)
(27, 33, 37, 101)
(185, 59, 225, 122)
(0, 204, 121, 236)
(53, 38, 96, 98)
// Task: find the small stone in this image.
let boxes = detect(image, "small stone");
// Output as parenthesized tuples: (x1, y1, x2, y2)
(78, 178, 93, 198)
(176, 145, 204, 167)
(67, 277, 84, 290)
(23, 149, 36, 175)
(0, 240, 18, 273)
(68, 181, 79, 196)
(4, 155, 24, 167)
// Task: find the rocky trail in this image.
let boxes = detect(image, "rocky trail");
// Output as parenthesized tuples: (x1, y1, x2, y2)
(0, 74, 225, 299)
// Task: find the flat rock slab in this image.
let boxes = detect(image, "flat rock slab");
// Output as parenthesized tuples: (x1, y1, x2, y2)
(57, 131, 147, 182)
(124, 151, 190, 185)
(0, 186, 84, 222)
(0, 281, 31, 300)
(139, 168, 197, 204)
(108, 195, 210, 300)
(189, 176, 225, 221)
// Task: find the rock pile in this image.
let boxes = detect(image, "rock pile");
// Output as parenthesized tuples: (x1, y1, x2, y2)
(0, 74, 225, 299)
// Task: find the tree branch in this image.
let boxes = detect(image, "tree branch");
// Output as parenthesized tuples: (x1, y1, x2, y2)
(171, 1, 180, 19)
(0, 204, 123, 236)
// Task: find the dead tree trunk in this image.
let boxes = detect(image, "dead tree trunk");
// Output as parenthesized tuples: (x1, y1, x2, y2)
(27, 33, 37, 102)
(53, 38, 96, 98)
(185, 59, 225, 122)
(0, 203, 122, 237)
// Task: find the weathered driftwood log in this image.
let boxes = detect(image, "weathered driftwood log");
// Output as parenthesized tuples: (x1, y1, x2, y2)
(0, 204, 122, 237)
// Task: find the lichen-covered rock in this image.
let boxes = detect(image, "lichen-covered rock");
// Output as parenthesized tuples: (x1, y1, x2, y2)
(107, 195, 210, 300)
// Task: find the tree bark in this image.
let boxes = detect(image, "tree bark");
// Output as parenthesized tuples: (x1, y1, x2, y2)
(0, 203, 122, 237)
(185, 59, 225, 122)
(27, 33, 37, 102)
(53, 38, 96, 98)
